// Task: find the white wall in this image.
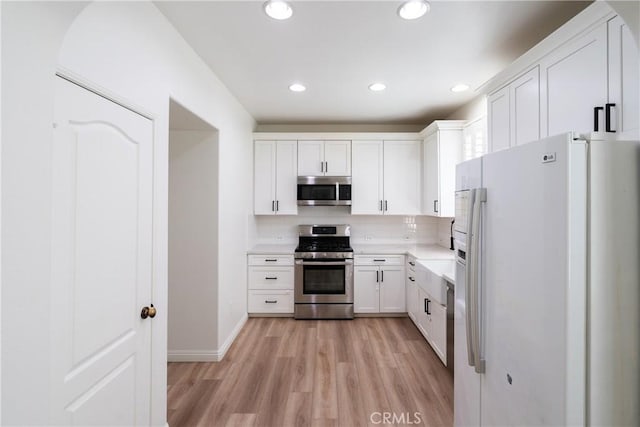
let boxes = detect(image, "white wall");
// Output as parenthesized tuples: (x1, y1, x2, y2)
(253, 208, 454, 249)
(1, 1, 255, 425)
(168, 130, 219, 361)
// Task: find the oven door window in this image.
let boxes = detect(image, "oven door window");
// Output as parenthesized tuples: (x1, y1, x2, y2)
(297, 184, 336, 201)
(303, 264, 345, 294)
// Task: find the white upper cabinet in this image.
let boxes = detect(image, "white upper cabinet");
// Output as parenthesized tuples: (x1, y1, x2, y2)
(422, 121, 464, 217)
(351, 140, 420, 215)
(485, 3, 639, 150)
(540, 22, 608, 137)
(351, 140, 384, 214)
(488, 67, 540, 152)
(607, 16, 639, 138)
(298, 140, 351, 176)
(254, 140, 297, 215)
(383, 141, 421, 215)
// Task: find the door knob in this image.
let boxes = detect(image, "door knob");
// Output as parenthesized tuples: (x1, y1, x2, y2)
(141, 304, 157, 319)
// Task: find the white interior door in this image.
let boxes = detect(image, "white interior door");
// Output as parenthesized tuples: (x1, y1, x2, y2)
(50, 77, 153, 425)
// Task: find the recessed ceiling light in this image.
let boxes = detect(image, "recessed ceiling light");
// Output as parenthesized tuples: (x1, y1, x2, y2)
(264, 0, 293, 20)
(451, 83, 470, 93)
(289, 83, 306, 92)
(398, 0, 430, 20)
(368, 83, 387, 92)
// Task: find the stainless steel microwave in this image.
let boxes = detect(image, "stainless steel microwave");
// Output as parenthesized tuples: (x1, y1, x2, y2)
(297, 176, 352, 206)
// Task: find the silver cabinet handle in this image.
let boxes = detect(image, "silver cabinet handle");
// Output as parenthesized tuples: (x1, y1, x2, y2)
(381, 270, 384, 282)
(265, 300, 278, 304)
(434, 200, 439, 213)
(272, 200, 275, 212)
(265, 259, 277, 262)
(379, 200, 383, 211)
(373, 259, 386, 262)
(385, 200, 388, 211)
(321, 161, 324, 173)
(276, 200, 279, 211)
(324, 161, 328, 173)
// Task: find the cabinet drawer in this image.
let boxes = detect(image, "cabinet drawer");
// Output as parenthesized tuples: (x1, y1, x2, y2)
(248, 267, 294, 290)
(248, 254, 294, 266)
(355, 255, 404, 266)
(248, 290, 294, 313)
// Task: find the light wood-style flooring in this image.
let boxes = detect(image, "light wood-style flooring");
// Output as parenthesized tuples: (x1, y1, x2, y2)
(167, 317, 453, 427)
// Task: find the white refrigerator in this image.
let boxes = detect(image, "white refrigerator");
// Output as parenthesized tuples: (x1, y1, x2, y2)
(453, 132, 640, 426)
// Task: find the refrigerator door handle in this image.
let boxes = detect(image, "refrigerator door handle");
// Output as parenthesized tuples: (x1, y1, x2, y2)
(465, 189, 477, 368)
(470, 188, 487, 374)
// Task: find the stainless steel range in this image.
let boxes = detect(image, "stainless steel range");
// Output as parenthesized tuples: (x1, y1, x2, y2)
(294, 225, 354, 319)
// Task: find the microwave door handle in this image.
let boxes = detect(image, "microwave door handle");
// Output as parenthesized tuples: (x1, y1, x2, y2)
(336, 183, 339, 201)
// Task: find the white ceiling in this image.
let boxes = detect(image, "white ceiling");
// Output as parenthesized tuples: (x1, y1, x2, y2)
(156, 1, 591, 126)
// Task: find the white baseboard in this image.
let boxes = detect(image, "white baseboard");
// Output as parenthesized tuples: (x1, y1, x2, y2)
(167, 313, 248, 362)
(216, 313, 248, 361)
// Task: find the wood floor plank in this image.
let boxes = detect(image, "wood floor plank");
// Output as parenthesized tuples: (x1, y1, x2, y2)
(225, 413, 256, 427)
(311, 338, 338, 421)
(336, 362, 368, 427)
(282, 392, 312, 427)
(168, 318, 453, 427)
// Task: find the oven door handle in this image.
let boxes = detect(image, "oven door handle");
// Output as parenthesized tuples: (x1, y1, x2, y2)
(295, 260, 353, 266)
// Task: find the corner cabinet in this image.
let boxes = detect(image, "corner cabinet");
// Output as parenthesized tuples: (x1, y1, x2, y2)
(297, 140, 351, 176)
(254, 140, 297, 215)
(351, 140, 421, 215)
(422, 121, 464, 217)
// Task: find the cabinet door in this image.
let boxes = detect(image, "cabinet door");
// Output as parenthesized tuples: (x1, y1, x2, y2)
(437, 130, 462, 217)
(297, 140, 324, 176)
(423, 133, 439, 215)
(383, 141, 421, 215)
(511, 66, 540, 146)
(380, 266, 406, 312)
(354, 266, 379, 313)
(254, 140, 276, 215)
(430, 302, 447, 364)
(488, 85, 511, 152)
(351, 140, 384, 215)
(417, 288, 431, 340)
(324, 140, 351, 176)
(275, 141, 298, 215)
(406, 278, 418, 323)
(541, 22, 607, 137)
(608, 16, 639, 138)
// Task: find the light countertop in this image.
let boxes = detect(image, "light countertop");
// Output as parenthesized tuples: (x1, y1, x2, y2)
(247, 243, 297, 254)
(352, 243, 455, 260)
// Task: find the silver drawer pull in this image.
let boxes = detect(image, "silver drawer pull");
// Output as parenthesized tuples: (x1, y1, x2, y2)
(265, 277, 278, 280)
(265, 259, 278, 262)
(265, 300, 278, 304)
(373, 259, 386, 262)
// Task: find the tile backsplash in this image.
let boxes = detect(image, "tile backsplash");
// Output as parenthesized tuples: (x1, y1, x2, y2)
(253, 206, 454, 247)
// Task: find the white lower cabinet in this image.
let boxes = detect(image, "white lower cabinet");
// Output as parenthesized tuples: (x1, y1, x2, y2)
(354, 255, 406, 313)
(247, 254, 294, 314)
(407, 261, 448, 365)
(406, 255, 418, 322)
